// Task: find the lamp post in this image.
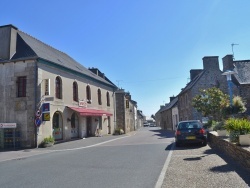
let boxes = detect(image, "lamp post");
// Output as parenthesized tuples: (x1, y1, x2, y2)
(222, 70, 235, 107)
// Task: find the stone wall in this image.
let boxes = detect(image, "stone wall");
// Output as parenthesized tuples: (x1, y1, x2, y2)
(208, 132, 250, 170)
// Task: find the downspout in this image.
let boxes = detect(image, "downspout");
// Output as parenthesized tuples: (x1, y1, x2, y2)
(34, 59, 38, 148)
(113, 89, 116, 131)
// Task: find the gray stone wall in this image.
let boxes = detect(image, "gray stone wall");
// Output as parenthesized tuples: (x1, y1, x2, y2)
(209, 132, 250, 170)
(115, 92, 125, 131)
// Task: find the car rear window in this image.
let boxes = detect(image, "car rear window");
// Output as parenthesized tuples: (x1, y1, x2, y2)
(178, 122, 201, 129)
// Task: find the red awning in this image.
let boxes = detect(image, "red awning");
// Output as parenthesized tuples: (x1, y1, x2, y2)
(68, 107, 113, 116)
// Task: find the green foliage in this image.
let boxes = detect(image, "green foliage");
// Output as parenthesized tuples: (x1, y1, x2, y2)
(192, 87, 247, 121)
(192, 87, 228, 121)
(224, 118, 250, 134)
(42, 136, 55, 144)
(212, 121, 225, 131)
(222, 96, 247, 116)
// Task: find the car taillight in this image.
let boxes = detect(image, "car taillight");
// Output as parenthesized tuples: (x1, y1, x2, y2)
(199, 128, 206, 134)
(176, 130, 181, 135)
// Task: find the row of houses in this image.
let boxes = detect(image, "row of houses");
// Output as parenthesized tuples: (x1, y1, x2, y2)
(155, 55, 250, 130)
(0, 24, 145, 149)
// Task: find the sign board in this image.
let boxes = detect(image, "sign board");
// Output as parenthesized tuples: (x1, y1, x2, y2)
(44, 79, 50, 95)
(36, 110, 41, 117)
(79, 100, 87, 108)
(0, 123, 17, 128)
(42, 112, 50, 121)
(42, 103, 50, 112)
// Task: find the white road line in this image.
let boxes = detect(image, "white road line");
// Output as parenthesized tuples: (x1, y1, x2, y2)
(155, 142, 175, 188)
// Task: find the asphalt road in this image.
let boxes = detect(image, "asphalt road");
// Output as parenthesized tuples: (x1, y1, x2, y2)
(0, 127, 174, 188)
(0, 127, 249, 188)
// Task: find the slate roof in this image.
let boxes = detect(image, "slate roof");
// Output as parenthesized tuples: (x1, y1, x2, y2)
(5, 27, 115, 87)
(233, 60, 250, 84)
(178, 71, 205, 96)
(157, 97, 178, 113)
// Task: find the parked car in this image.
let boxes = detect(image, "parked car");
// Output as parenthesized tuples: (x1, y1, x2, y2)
(143, 122, 150, 127)
(175, 120, 207, 147)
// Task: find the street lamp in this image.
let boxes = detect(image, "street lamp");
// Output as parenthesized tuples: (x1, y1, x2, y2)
(222, 70, 235, 107)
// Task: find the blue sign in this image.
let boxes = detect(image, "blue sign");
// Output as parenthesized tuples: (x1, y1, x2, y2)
(35, 118, 41, 127)
(42, 103, 50, 112)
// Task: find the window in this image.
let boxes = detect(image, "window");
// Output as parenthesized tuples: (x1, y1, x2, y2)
(17, 76, 26, 97)
(86, 85, 91, 103)
(73, 82, 78, 102)
(98, 89, 102, 105)
(106, 92, 110, 106)
(55, 76, 62, 99)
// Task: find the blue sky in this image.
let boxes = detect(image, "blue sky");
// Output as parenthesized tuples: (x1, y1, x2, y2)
(2, 0, 250, 117)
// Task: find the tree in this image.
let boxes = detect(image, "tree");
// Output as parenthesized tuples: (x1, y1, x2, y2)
(192, 87, 247, 121)
(192, 87, 229, 121)
(151, 114, 155, 120)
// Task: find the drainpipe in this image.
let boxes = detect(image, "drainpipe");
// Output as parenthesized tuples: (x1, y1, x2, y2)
(34, 59, 38, 148)
(113, 89, 116, 131)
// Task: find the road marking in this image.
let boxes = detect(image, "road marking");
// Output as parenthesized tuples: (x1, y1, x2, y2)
(155, 142, 175, 188)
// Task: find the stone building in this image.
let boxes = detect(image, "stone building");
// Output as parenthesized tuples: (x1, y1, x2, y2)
(115, 89, 137, 133)
(177, 56, 230, 121)
(155, 96, 178, 130)
(0, 24, 117, 148)
(223, 55, 250, 115)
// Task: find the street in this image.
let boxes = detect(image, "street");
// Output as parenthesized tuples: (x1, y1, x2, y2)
(0, 127, 173, 188)
(0, 127, 249, 188)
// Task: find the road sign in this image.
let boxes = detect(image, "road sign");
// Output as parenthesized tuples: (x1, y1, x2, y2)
(42, 112, 50, 121)
(42, 103, 50, 112)
(36, 110, 41, 117)
(0, 123, 17, 128)
(35, 118, 41, 127)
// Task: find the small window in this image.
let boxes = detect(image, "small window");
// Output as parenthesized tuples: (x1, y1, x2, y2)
(73, 82, 78, 102)
(106, 92, 110, 106)
(17, 76, 26, 97)
(86, 85, 91, 103)
(55, 76, 62, 99)
(98, 89, 102, 105)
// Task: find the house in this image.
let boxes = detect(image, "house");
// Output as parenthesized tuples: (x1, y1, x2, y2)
(115, 89, 137, 133)
(0, 24, 117, 148)
(177, 56, 231, 121)
(155, 96, 178, 130)
(222, 55, 250, 115)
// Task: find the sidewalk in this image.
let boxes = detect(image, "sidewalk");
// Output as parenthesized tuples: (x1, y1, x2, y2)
(0, 134, 130, 162)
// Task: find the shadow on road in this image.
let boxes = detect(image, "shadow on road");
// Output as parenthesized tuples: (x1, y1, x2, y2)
(149, 129, 175, 139)
(207, 147, 250, 186)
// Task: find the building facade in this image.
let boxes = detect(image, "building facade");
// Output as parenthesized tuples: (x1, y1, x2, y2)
(0, 24, 117, 148)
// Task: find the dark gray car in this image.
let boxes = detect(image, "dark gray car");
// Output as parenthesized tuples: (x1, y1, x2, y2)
(175, 120, 207, 147)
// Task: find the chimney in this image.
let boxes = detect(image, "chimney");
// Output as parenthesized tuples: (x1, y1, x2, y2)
(170, 96, 176, 102)
(0, 24, 18, 60)
(222, 55, 234, 72)
(190, 69, 203, 81)
(202, 56, 219, 71)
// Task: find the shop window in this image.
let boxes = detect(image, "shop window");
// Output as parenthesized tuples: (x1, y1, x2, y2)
(106, 92, 110, 106)
(86, 85, 91, 103)
(98, 89, 102, 105)
(73, 81, 78, 102)
(17, 76, 26, 97)
(55, 76, 62, 99)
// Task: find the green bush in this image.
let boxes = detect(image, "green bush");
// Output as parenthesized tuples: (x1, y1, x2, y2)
(42, 136, 55, 144)
(224, 118, 250, 134)
(224, 118, 250, 143)
(212, 121, 225, 131)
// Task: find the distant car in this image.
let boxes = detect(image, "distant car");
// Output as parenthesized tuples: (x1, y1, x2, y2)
(175, 120, 207, 147)
(143, 122, 150, 127)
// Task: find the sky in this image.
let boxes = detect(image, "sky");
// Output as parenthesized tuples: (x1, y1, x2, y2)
(2, 0, 250, 118)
